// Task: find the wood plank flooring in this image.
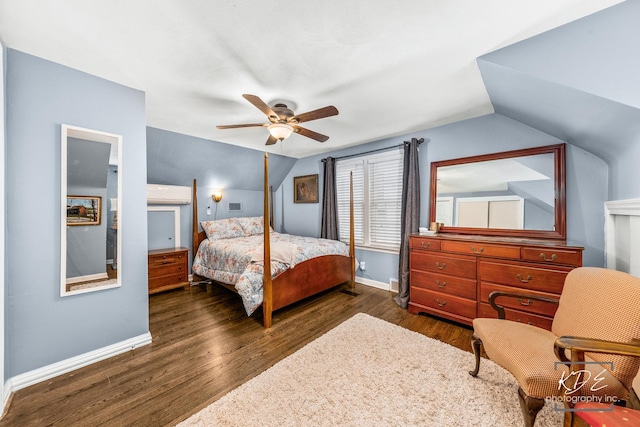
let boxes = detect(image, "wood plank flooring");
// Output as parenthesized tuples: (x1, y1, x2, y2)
(0, 282, 474, 426)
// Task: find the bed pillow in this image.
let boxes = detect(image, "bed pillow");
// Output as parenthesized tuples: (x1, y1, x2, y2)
(237, 216, 264, 236)
(201, 218, 246, 240)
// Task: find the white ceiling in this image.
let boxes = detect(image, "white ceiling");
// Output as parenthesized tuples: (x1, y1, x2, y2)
(0, 0, 623, 158)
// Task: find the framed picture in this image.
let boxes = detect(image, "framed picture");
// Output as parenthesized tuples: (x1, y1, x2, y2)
(67, 196, 102, 226)
(294, 174, 319, 204)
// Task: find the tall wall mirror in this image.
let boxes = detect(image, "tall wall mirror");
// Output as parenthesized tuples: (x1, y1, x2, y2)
(61, 124, 122, 296)
(429, 143, 566, 240)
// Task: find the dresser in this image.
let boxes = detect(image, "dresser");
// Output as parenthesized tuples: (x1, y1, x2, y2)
(148, 247, 190, 294)
(409, 234, 583, 329)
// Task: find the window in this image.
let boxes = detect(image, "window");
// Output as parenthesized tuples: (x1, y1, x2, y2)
(336, 149, 404, 251)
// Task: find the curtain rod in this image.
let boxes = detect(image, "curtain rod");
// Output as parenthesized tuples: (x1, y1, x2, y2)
(321, 138, 424, 162)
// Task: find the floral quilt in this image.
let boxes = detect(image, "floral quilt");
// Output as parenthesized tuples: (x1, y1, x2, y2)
(192, 232, 349, 315)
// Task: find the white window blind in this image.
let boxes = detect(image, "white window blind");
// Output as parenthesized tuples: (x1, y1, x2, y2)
(336, 149, 403, 250)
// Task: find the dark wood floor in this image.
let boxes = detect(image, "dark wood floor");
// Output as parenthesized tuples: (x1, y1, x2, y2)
(0, 282, 474, 426)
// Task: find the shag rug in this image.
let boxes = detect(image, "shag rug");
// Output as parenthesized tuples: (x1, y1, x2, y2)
(177, 313, 563, 426)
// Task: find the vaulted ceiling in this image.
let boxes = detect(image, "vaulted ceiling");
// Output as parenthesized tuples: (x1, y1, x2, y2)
(0, 0, 624, 158)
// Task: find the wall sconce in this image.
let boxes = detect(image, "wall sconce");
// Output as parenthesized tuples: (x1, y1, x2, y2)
(212, 190, 223, 203)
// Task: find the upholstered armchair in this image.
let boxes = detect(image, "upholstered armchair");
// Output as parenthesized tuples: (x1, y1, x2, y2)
(469, 267, 640, 427)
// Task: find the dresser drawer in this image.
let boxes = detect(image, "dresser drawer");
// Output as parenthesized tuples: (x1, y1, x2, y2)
(411, 252, 476, 279)
(478, 260, 569, 294)
(410, 270, 476, 299)
(410, 287, 476, 319)
(410, 237, 441, 251)
(479, 282, 559, 318)
(441, 240, 520, 260)
(522, 247, 582, 267)
(478, 302, 553, 330)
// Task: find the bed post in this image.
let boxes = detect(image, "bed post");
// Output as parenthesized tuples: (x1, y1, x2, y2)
(192, 179, 199, 261)
(263, 153, 273, 328)
(349, 172, 356, 291)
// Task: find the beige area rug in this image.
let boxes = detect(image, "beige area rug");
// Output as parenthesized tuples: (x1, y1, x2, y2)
(178, 313, 563, 426)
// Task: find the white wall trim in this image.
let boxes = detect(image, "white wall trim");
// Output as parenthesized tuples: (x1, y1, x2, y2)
(4, 332, 151, 400)
(356, 276, 392, 291)
(604, 198, 640, 274)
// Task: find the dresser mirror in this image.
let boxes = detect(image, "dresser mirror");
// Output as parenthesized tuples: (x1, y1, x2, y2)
(429, 143, 566, 239)
(61, 124, 122, 296)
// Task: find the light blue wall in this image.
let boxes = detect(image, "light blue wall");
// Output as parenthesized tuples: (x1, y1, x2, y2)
(478, 0, 640, 201)
(278, 114, 607, 286)
(5, 49, 148, 377)
(146, 127, 297, 262)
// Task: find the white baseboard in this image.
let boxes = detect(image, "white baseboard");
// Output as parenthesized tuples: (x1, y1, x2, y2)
(356, 276, 394, 292)
(4, 332, 152, 400)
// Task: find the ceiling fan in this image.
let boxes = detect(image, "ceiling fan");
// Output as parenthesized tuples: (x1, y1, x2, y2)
(217, 94, 339, 145)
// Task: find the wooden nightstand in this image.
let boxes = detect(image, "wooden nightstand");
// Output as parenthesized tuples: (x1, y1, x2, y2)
(148, 247, 190, 294)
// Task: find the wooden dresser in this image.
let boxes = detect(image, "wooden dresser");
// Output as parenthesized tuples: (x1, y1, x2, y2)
(148, 247, 190, 294)
(409, 234, 583, 330)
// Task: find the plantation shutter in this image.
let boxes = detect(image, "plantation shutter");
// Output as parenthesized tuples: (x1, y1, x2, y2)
(368, 153, 403, 247)
(336, 148, 403, 250)
(337, 160, 364, 244)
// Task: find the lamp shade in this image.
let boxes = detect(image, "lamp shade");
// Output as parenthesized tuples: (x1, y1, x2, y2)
(212, 190, 223, 202)
(268, 123, 294, 140)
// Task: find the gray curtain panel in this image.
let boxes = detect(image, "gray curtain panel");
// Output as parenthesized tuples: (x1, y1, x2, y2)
(321, 157, 339, 240)
(394, 138, 423, 308)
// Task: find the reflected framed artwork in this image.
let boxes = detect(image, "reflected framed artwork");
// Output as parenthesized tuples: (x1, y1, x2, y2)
(294, 174, 319, 203)
(67, 195, 102, 225)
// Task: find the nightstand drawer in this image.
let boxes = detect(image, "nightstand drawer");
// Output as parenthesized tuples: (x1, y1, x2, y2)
(149, 262, 185, 277)
(149, 273, 188, 290)
(149, 252, 186, 266)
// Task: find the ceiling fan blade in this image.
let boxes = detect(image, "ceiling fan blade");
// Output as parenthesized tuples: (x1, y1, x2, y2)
(265, 134, 278, 145)
(217, 123, 267, 129)
(293, 126, 329, 142)
(290, 106, 338, 124)
(242, 94, 280, 122)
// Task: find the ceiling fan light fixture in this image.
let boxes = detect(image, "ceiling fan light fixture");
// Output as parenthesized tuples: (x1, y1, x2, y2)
(268, 123, 294, 140)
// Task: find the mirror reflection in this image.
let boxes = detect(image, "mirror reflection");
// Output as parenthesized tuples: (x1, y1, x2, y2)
(435, 153, 555, 230)
(430, 144, 566, 239)
(61, 125, 121, 296)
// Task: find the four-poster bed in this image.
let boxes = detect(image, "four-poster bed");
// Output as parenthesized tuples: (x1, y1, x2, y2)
(191, 153, 355, 328)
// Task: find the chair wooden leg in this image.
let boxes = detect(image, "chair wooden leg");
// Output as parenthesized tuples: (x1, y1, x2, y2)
(517, 386, 545, 427)
(469, 333, 482, 377)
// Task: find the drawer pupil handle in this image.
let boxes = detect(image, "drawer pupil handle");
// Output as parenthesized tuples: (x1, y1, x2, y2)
(435, 262, 446, 270)
(436, 280, 446, 288)
(519, 298, 533, 306)
(471, 246, 484, 254)
(435, 299, 447, 307)
(421, 241, 431, 248)
(516, 274, 532, 283)
(539, 253, 558, 262)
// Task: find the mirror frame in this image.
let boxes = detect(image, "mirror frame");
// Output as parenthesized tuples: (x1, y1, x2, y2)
(429, 143, 566, 240)
(61, 124, 122, 296)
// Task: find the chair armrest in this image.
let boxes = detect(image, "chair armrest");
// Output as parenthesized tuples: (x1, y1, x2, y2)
(488, 291, 559, 319)
(554, 336, 640, 365)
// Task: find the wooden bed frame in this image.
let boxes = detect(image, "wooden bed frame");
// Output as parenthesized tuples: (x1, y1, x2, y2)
(191, 153, 355, 328)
